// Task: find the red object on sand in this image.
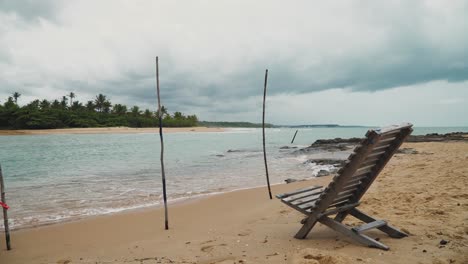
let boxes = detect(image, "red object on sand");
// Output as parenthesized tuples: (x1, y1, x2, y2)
(0, 202, 8, 210)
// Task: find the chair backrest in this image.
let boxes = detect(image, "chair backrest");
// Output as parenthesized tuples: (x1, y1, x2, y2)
(311, 123, 413, 214)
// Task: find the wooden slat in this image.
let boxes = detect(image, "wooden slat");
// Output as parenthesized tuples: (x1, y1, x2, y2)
(377, 136, 396, 144)
(298, 200, 319, 211)
(356, 164, 375, 172)
(319, 216, 390, 250)
(372, 144, 391, 151)
(342, 182, 361, 192)
(354, 167, 373, 177)
(293, 196, 321, 206)
(276, 185, 322, 199)
(333, 193, 354, 202)
(352, 220, 387, 233)
(361, 158, 380, 167)
(328, 199, 350, 208)
(283, 189, 323, 203)
(367, 150, 386, 158)
(317, 202, 360, 217)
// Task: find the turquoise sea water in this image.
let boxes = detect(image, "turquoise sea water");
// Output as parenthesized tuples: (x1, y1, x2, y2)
(0, 126, 466, 229)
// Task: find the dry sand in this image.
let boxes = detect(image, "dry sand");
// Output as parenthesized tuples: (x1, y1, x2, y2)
(0, 127, 224, 135)
(0, 142, 467, 264)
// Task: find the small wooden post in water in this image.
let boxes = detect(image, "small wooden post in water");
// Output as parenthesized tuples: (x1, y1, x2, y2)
(262, 69, 272, 200)
(0, 164, 11, 250)
(291, 130, 299, 144)
(156, 57, 169, 230)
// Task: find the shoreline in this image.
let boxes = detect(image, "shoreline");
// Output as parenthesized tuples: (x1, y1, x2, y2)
(0, 142, 466, 263)
(8, 181, 292, 232)
(0, 126, 225, 135)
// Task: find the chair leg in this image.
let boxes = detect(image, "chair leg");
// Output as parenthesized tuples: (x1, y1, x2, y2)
(349, 208, 408, 238)
(319, 216, 390, 250)
(334, 211, 349, 222)
(295, 216, 319, 239)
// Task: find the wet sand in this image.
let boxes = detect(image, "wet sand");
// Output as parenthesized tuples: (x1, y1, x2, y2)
(0, 142, 467, 263)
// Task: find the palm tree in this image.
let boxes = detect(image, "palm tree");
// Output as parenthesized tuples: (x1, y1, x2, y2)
(12, 92, 21, 104)
(40, 99, 51, 110)
(102, 101, 112, 113)
(113, 104, 127, 115)
(86, 101, 95, 111)
(144, 109, 152, 118)
(61, 96, 68, 109)
(94, 94, 107, 112)
(130, 106, 141, 116)
(68, 92, 75, 107)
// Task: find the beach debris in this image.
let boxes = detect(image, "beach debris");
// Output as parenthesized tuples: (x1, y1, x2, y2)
(439, 239, 449, 245)
(285, 178, 298, 184)
(291, 129, 299, 143)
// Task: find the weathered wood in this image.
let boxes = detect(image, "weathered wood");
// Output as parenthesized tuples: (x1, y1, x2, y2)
(349, 208, 408, 238)
(377, 136, 397, 144)
(156, 57, 169, 230)
(276, 186, 322, 199)
(319, 216, 390, 250)
(294, 131, 381, 239)
(291, 130, 299, 144)
(262, 69, 272, 200)
(290, 192, 323, 205)
(317, 202, 360, 217)
(283, 189, 323, 203)
(277, 123, 413, 247)
(0, 164, 11, 250)
(376, 122, 413, 135)
(349, 127, 413, 204)
(361, 157, 381, 167)
(352, 220, 387, 233)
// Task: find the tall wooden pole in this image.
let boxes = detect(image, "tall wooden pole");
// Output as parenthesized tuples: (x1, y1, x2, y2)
(0, 164, 11, 250)
(262, 69, 272, 200)
(156, 57, 169, 230)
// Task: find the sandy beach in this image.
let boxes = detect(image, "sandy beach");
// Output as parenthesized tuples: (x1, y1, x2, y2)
(0, 127, 225, 136)
(0, 141, 467, 264)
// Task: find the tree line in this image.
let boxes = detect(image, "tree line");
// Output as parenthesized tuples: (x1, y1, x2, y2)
(0, 92, 198, 129)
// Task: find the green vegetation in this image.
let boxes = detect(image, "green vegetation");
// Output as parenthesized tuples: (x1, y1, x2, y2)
(0, 92, 198, 129)
(199, 121, 274, 128)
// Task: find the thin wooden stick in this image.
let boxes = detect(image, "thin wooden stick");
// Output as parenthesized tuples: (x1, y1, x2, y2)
(156, 56, 169, 230)
(0, 164, 11, 250)
(262, 69, 272, 200)
(291, 130, 299, 144)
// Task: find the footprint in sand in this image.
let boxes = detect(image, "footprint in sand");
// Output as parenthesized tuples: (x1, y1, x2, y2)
(238, 229, 252, 236)
(201, 243, 228, 253)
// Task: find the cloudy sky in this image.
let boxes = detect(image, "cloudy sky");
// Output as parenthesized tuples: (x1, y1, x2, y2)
(1, 1, 467, 126)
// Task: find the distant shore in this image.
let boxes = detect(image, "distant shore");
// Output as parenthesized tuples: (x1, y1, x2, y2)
(0, 126, 225, 135)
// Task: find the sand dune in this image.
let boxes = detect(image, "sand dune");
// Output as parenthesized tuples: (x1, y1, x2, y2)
(0, 142, 467, 263)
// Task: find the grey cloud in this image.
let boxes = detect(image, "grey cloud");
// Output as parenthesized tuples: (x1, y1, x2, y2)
(0, 0, 59, 21)
(1, 1, 468, 124)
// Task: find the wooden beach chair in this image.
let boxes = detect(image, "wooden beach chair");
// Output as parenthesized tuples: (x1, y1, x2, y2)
(276, 123, 413, 250)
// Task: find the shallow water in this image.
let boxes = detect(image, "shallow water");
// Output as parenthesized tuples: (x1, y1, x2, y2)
(0, 126, 466, 229)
